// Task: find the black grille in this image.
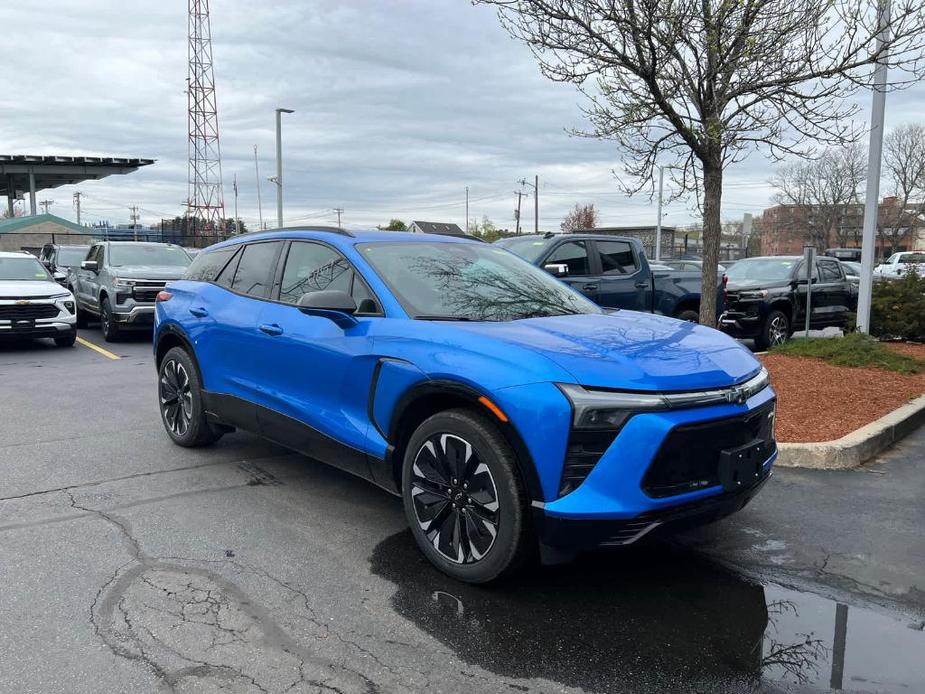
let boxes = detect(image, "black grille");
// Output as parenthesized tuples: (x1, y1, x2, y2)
(0, 304, 59, 320)
(559, 429, 619, 497)
(132, 287, 162, 303)
(643, 402, 776, 498)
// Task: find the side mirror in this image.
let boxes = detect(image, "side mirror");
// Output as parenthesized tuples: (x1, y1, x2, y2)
(41, 259, 52, 269)
(81, 260, 98, 272)
(53, 271, 67, 285)
(544, 263, 569, 278)
(297, 290, 359, 328)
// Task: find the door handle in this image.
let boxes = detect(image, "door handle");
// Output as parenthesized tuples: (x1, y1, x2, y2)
(189, 306, 209, 317)
(634, 281, 649, 289)
(582, 283, 599, 291)
(259, 323, 283, 336)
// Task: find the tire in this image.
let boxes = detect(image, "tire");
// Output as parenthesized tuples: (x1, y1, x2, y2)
(100, 297, 120, 342)
(72, 290, 89, 328)
(401, 408, 532, 584)
(158, 346, 223, 447)
(54, 331, 77, 348)
(756, 309, 790, 350)
(675, 308, 700, 323)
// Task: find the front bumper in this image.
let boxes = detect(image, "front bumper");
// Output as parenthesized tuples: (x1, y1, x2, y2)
(0, 298, 76, 339)
(532, 386, 777, 549)
(112, 304, 155, 326)
(0, 321, 75, 340)
(718, 308, 766, 339)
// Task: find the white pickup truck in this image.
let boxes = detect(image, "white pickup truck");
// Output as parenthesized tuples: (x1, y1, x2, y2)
(874, 251, 925, 279)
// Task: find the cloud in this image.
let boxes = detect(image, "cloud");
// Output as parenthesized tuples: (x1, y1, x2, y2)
(3, 0, 922, 232)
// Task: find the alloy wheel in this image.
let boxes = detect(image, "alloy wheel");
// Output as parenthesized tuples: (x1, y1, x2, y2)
(410, 433, 500, 564)
(768, 315, 788, 346)
(159, 359, 193, 437)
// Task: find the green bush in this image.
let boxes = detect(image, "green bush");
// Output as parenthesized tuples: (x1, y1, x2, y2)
(870, 269, 925, 341)
(771, 332, 925, 374)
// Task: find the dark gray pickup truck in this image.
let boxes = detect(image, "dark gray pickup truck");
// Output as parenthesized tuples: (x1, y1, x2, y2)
(496, 233, 723, 322)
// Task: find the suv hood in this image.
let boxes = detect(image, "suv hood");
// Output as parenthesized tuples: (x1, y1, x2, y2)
(453, 311, 760, 392)
(726, 278, 792, 291)
(0, 280, 68, 298)
(109, 265, 189, 280)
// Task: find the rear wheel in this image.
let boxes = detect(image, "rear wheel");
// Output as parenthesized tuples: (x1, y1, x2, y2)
(757, 309, 790, 350)
(100, 297, 120, 342)
(72, 290, 89, 328)
(158, 346, 223, 447)
(675, 308, 700, 323)
(401, 408, 532, 584)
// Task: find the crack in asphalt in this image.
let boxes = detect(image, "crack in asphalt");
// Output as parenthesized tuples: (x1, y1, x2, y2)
(63, 489, 409, 693)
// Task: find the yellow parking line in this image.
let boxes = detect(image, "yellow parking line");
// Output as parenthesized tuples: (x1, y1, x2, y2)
(76, 336, 121, 361)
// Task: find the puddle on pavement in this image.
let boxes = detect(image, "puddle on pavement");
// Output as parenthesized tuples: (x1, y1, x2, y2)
(370, 532, 925, 694)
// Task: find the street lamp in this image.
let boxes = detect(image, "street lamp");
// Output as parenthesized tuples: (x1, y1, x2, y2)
(273, 108, 294, 227)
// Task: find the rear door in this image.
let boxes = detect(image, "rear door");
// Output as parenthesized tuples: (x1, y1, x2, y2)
(817, 258, 851, 326)
(253, 240, 382, 478)
(591, 239, 649, 311)
(542, 240, 598, 303)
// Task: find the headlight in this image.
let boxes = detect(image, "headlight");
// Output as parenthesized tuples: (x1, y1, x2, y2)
(739, 290, 768, 299)
(112, 277, 136, 288)
(558, 368, 770, 429)
(50, 292, 72, 300)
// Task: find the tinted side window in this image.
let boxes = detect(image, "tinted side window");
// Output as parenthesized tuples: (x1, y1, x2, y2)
(87, 246, 101, 264)
(597, 240, 637, 275)
(547, 241, 590, 276)
(231, 242, 282, 297)
(215, 247, 241, 289)
(184, 246, 237, 282)
(819, 261, 841, 282)
(279, 242, 353, 304)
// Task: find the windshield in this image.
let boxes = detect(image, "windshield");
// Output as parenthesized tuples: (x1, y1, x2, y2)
(725, 258, 798, 281)
(109, 244, 191, 268)
(0, 256, 54, 281)
(493, 236, 555, 263)
(57, 247, 89, 268)
(358, 241, 601, 321)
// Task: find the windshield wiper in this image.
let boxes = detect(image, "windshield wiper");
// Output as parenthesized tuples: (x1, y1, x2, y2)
(413, 315, 476, 321)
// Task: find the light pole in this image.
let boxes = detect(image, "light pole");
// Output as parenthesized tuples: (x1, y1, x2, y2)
(274, 108, 294, 227)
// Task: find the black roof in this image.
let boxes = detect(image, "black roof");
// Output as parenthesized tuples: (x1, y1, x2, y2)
(0, 155, 155, 196)
(410, 221, 466, 237)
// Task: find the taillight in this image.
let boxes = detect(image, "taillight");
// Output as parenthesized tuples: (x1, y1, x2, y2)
(155, 291, 173, 303)
(722, 274, 728, 303)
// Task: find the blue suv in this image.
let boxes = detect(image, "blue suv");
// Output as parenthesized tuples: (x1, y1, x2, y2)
(154, 228, 776, 583)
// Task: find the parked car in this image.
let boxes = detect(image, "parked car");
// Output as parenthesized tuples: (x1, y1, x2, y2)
(495, 233, 723, 323)
(841, 260, 862, 284)
(719, 255, 854, 349)
(824, 248, 862, 263)
(0, 251, 77, 346)
(154, 228, 776, 583)
(39, 243, 90, 279)
(874, 251, 925, 279)
(662, 259, 727, 274)
(67, 241, 192, 342)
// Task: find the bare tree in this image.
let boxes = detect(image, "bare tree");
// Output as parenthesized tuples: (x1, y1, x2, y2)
(474, 0, 925, 324)
(772, 143, 867, 250)
(560, 203, 598, 232)
(881, 123, 925, 256)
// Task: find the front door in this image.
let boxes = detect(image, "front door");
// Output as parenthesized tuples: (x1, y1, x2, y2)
(542, 240, 598, 303)
(253, 240, 381, 479)
(591, 239, 649, 311)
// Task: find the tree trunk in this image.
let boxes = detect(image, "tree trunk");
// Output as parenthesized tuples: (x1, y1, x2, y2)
(699, 163, 723, 326)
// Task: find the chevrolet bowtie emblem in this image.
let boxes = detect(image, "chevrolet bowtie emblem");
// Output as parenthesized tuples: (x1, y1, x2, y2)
(15, 300, 30, 305)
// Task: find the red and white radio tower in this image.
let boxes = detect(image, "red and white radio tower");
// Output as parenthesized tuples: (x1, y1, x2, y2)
(187, 0, 225, 236)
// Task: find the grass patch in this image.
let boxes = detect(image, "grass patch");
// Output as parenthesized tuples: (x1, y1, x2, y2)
(771, 333, 925, 374)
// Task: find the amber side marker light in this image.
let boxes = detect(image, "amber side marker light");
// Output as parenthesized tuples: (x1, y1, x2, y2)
(478, 395, 509, 423)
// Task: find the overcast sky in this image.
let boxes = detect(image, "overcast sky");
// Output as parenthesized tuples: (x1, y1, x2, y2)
(3, 1, 924, 231)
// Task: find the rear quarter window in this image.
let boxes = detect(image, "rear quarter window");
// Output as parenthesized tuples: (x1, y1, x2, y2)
(184, 246, 238, 282)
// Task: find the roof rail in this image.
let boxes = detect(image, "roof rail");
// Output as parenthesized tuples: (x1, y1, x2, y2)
(233, 225, 354, 238)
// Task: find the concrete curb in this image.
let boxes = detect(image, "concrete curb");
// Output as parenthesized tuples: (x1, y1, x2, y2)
(776, 394, 925, 469)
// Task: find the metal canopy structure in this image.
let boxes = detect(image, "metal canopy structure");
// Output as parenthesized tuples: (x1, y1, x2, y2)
(0, 154, 155, 216)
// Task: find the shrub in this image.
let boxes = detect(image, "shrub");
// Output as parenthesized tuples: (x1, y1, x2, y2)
(772, 333, 925, 374)
(870, 269, 925, 341)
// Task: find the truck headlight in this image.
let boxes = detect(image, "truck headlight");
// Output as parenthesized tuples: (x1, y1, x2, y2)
(112, 277, 136, 288)
(739, 290, 768, 299)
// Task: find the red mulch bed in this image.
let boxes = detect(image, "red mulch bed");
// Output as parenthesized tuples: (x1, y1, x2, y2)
(762, 344, 925, 443)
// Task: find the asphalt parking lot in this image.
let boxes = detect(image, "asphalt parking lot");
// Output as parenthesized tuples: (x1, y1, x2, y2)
(1, 328, 924, 694)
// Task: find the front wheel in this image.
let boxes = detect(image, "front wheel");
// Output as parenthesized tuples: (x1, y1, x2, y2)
(100, 297, 120, 342)
(158, 346, 223, 447)
(757, 309, 790, 350)
(675, 308, 700, 323)
(54, 331, 77, 348)
(401, 408, 532, 584)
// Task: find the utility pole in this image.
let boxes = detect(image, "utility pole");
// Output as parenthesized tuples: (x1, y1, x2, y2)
(465, 186, 469, 233)
(334, 207, 344, 227)
(534, 174, 539, 234)
(655, 165, 665, 261)
(73, 192, 82, 225)
(232, 174, 240, 234)
(741, 213, 753, 258)
(857, 0, 892, 334)
(273, 107, 294, 227)
(130, 205, 140, 241)
(254, 145, 264, 230)
(39, 199, 54, 215)
(514, 191, 525, 235)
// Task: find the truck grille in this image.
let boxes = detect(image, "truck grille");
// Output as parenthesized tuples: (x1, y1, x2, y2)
(642, 401, 776, 498)
(0, 304, 59, 320)
(132, 282, 167, 303)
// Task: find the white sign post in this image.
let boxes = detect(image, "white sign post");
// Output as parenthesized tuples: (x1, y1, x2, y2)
(803, 246, 816, 337)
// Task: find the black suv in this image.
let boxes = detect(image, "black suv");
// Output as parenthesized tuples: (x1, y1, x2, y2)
(39, 243, 90, 275)
(719, 255, 854, 349)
